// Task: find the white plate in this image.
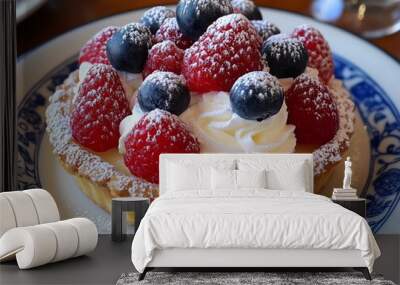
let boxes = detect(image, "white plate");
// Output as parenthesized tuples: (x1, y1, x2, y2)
(16, 7, 400, 234)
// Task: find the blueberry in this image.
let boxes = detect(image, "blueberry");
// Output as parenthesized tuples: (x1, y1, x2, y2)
(106, 23, 152, 73)
(138, 71, 191, 116)
(231, 0, 262, 20)
(230, 71, 284, 121)
(176, 0, 233, 41)
(251, 20, 280, 41)
(262, 34, 308, 78)
(140, 6, 175, 34)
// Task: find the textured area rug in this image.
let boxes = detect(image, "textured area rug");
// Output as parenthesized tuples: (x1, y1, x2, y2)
(116, 272, 395, 285)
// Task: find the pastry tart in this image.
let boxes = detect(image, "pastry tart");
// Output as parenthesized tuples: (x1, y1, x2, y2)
(46, 2, 356, 213)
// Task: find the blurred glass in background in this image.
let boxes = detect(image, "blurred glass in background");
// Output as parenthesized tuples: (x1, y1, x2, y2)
(312, 0, 400, 38)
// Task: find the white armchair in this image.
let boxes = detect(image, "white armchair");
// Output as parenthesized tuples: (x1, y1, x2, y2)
(0, 189, 97, 269)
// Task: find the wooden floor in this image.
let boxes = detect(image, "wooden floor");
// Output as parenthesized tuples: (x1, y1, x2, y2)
(0, 235, 398, 285)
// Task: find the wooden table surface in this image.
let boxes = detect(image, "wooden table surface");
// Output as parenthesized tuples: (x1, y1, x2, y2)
(17, 0, 400, 60)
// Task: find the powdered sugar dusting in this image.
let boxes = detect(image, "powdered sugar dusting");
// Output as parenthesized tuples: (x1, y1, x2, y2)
(155, 18, 193, 49)
(147, 40, 184, 65)
(152, 40, 179, 53)
(181, 0, 232, 17)
(251, 20, 280, 41)
(291, 73, 337, 120)
(84, 26, 117, 48)
(132, 108, 199, 151)
(292, 24, 334, 83)
(313, 78, 355, 175)
(71, 64, 131, 151)
(143, 71, 186, 93)
(79, 26, 118, 64)
(124, 108, 200, 183)
(183, 13, 263, 92)
(264, 34, 305, 62)
(140, 6, 175, 33)
(120, 23, 152, 47)
(142, 6, 175, 21)
(46, 71, 158, 197)
(143, 41, 184, 78)
(232, 71, 283, 100)
(141, 108, 167, 124)
(232, 0, 257, 14)
(212, 13, 248, 29)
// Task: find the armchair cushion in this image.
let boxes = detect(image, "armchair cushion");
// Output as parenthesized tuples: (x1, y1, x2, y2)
(0, 218, 98, 269)
(0, 189, 97, 269)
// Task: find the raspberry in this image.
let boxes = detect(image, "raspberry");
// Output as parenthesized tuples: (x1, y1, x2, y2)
(79, 26, 118, 65)
(182, 14, 263, 93)
(155, 18, 193, 50)
(285, 74, 339, 146)
(143, 41, 184, 78)
(71, 64, 131, 152)
(124, 109, 200, 183)
(292, 25, 334, 84)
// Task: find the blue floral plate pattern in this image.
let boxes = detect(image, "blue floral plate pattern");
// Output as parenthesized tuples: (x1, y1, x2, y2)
(334, 55, 400, 232)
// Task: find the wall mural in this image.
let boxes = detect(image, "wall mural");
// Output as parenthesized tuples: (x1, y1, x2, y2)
(16, 54, 400, 234)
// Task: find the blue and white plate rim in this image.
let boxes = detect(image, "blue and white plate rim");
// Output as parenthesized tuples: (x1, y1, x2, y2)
(16, 7, 400, 234)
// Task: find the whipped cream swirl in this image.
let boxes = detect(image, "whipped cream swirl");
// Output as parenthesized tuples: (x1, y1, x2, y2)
(180, 92, 296, 153)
